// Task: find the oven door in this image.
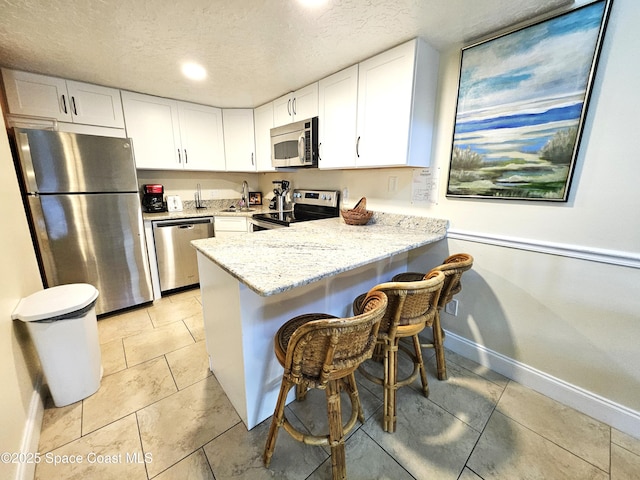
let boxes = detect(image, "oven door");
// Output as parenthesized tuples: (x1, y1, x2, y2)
(248, 218, 287, 232)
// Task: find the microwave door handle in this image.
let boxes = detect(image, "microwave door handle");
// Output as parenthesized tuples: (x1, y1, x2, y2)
(298, 134, 305, 162)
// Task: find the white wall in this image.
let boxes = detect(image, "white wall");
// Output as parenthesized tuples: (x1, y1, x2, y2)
(255, 0, 640, 436)
(0, 105, 45, 480)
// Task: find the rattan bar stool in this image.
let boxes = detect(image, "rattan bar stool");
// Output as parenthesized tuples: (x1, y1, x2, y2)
(352, 271, 444, 433)
(392, 253, 474, 380)
(263, 291, 388, 480)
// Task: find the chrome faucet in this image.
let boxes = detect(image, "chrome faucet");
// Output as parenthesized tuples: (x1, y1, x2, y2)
(241, 180, 249, 210)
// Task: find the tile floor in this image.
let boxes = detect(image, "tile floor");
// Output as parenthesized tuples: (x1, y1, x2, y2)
(35, 287, 640, 479)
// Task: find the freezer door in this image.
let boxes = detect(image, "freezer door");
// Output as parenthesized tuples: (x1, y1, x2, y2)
(15, 128, 138, 193)
(28, 192, 153, 315)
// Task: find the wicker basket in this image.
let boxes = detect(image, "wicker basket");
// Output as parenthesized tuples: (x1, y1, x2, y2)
(341, 197, 373, 225)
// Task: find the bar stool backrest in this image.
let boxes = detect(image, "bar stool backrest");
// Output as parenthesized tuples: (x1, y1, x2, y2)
(429, 253, 474, 309)
(283, 291, 388, 389)
(366, 270, 445, 338)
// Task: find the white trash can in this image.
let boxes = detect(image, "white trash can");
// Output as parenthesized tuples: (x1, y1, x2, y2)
(12, 284, 102, 407)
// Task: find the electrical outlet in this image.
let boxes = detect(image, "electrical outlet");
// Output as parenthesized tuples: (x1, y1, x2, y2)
(388, 176, 398, 192)
(444, 299, 458, 316)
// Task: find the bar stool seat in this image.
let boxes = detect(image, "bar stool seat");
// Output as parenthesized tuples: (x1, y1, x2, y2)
(263, 291, 388, 480)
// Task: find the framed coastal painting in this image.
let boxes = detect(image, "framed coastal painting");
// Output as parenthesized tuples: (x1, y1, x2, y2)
(446, 0, 613, 201)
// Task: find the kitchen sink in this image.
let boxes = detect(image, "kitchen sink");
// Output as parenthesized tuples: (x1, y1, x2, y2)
(220, 207, 255, 212)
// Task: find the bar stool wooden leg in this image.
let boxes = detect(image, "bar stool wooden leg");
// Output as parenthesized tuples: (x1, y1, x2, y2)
(326, 379, 347, 480)
(345, 372, 365, 424)
(432, 311, 447, 380)
(383, 340, 399, 433)
(263, 379, 292, 468)
(412, 334, 430, 397)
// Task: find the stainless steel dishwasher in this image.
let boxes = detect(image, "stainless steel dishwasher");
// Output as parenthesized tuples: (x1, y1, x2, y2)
(152, 217, 214, 292)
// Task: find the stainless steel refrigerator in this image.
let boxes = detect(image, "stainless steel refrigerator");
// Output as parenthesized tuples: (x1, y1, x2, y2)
(13, 128, 153, 315)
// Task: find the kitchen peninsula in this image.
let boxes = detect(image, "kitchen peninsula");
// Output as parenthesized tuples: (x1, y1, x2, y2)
(192, 213, 448, 429)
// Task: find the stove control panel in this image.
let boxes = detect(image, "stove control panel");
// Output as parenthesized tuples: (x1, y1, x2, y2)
(292, 189, 340, 208)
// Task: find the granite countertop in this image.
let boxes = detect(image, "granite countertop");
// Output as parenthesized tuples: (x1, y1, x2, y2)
(142, 199, 272, 221)
(192, 212, 449, 297)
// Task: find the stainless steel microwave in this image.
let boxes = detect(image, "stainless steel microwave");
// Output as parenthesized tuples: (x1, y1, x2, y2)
(270, 116, 318, 168)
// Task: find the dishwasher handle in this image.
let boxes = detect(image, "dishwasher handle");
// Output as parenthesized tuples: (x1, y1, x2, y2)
(153, 218, 213, 229)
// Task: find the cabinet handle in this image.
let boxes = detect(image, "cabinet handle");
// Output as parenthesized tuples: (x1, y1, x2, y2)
(185, 149, 188, 164)
(177, 149, 182, 163)
(356, 136, 361, 157)
(251, 152, 254, 165)
(287, 98, 291, 116)
(71, 96, 77, 116)
(318, 142, 322, 162)
(292, 97, 296, 116)
(61, 95, 68, 114)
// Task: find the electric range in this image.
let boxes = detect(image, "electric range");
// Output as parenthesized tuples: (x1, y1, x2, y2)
(250, 189, 340, 231)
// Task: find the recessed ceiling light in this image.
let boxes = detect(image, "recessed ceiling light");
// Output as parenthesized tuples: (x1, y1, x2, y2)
(181, 62, 207, 81)
(298, 0, 327, 7)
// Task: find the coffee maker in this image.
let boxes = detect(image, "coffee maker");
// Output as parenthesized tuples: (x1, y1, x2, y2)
(142, 184, 166, 213)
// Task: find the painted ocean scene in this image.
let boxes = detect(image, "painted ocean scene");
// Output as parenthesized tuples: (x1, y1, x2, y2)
(447, 1, 608, 201)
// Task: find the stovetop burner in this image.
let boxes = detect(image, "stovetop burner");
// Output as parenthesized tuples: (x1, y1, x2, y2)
(252, 189, 340, 227)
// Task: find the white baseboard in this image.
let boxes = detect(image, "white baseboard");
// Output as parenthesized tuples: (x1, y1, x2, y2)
(15, 374, 44, 480)
(445, 331, 640, 439)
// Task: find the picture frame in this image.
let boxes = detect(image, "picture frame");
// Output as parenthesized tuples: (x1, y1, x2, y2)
(249, 192, 262, 205)
(446, 0, 613, 202)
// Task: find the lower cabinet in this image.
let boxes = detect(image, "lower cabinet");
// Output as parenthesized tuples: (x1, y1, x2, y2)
(214, 216, 249, 237)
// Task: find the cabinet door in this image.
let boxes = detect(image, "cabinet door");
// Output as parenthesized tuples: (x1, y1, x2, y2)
(291, 82, 318, 121)
(253, 102, 275, 172)
(273, 93, 293, 127)
(318, 66, 358, 169)
(178, 102, 225, 171)
(66, 81, 125, 128)
(214, 216, 249, 236)
(223, 109, 256, 172)
(2, 69, 72, 121)
(121, 91, 181, 169)
(356, 40, 415, 167)
(273, 83, 319, 126)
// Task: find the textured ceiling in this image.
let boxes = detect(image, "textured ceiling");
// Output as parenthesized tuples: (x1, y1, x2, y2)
(0, 0, 573, 108)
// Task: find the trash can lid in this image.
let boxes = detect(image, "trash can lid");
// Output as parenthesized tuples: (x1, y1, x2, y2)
(12, 284, 99, 322)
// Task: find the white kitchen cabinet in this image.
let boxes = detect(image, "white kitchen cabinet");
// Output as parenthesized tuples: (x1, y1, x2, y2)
(214, 216, 249, 237)
(121, 91, 225, 171)
(223, 109, 256, 172)
(273, 82, 318, 127)
(355, 38, 439, 168)
(178, 102, 226, 171)
(317, 65, 359, 169)
(2, 68, 124, 128)
(253, 102, 276, 172)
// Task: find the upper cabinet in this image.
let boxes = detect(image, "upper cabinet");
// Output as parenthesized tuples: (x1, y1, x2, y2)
(223, 109, 256, 172)
(2, 68, 125, 128)
(253, 102, 276, 172)
(317, 65, 359, 169)
(122, 91, 225, 171)
(273, 82, 318, 127)
(355, 38, 439, 168)
(178, 102, 226, 171)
